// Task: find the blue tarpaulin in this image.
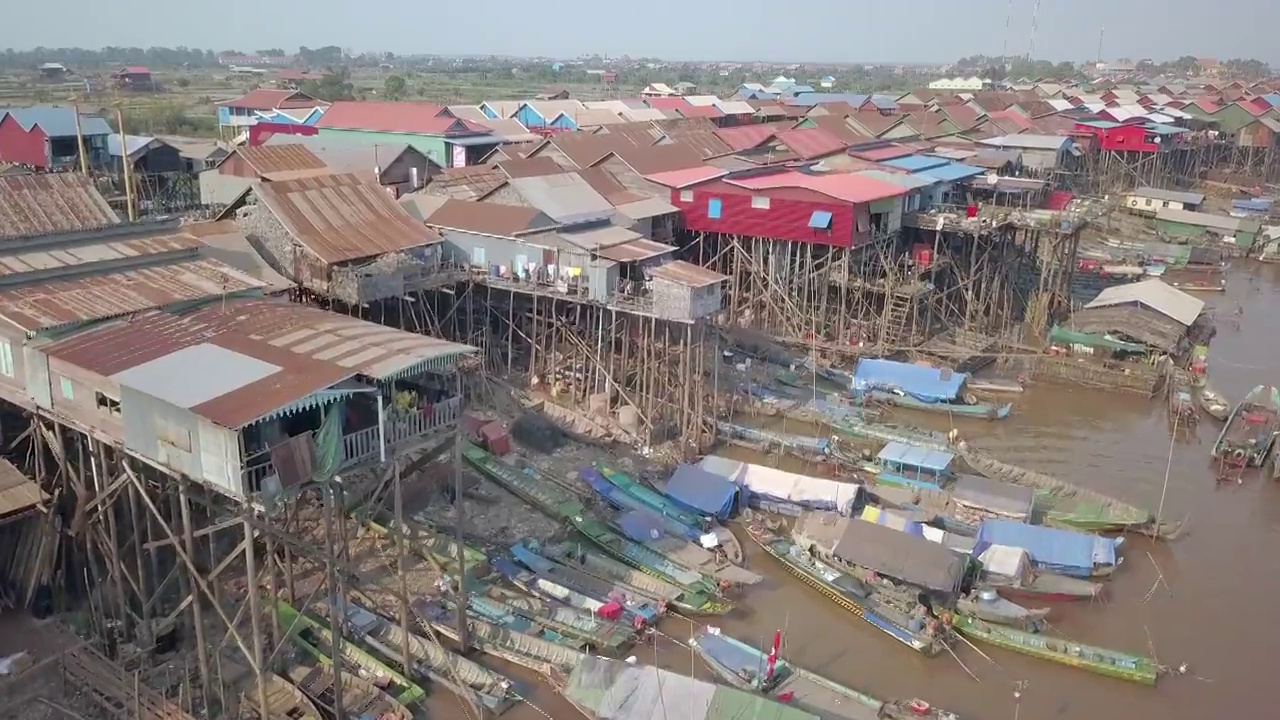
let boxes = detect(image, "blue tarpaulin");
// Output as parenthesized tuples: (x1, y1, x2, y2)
(664, 464, 738, 521)
(973, 519, 1121, 578)
(616, 510, 669, 543)
(852, 358, 967, 403)
(876, 441, 954, 472)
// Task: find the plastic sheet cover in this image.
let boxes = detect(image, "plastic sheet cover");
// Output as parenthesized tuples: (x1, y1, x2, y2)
(698, 455, 862, 515)
(852, 358, 966, 402)
(975, 519, 1119, 576)
(665, 464, 738, 520)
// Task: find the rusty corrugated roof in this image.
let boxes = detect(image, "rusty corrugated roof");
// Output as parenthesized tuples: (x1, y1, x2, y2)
(42, 297, 475, 429)
(496, 156, 564, 179)
(0, 174, 120, 239)
(650, 260, 728, 287)
(594, 238, 675, 263)
(0, 255, 264, 332)
(424, 198, 558, 237)
(0, 231, 201, 278)
(232, 144, 330, 178)
(254, 173, 441, 264)
(426, 165, 510, 200)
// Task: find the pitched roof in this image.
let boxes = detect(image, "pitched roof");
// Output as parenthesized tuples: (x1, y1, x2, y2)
(773, 127, 850, 160)
(724, 169, 909, 204)
(609, 143, 707, 175)
(978, 134, 1072, 150)
(846, 110, 906, 137)
(713, 122, 789, 151)
(504, 173, 616, 224)
(644, 97, 693, 111)
(229, 144, 331, 179)
(446, 105, 490, 122)
(643, 166, 730, 188)
(1084, 279, 1204, 327)
(543, 132, 643, 168)
(0, 106, 113, 138)
(317, 101, 489, 135)
(576, 166, 647, 205)
(252, 172, 441, 264)
(0, 174, 119, 238)
(217, 89, 327, 110)
(419, 198, 558, 237)
(497, 156, 564, 178)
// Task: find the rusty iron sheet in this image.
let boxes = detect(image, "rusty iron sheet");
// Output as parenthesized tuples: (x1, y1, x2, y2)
(0, 174, 120, 239)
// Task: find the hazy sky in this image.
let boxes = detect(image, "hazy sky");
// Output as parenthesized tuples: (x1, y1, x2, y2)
(5, 0, 1278, 64)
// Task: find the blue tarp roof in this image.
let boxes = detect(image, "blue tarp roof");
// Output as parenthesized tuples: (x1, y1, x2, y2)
(974, 519, 1119, 576)
(615, 510, 668, 543)
(876, 441, 955, 472)
(1233, 197, 1273, 212)
(917, 162, 987, 182)
(882, 155, 950, 172)
(664, 464, 738, 520)
(784, 92, 869, 107)
(853, 357, 967, 402)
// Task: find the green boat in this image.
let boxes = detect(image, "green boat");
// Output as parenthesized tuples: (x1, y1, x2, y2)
(595, 464, 709, 530)
(952, 615, 1163, 686)
(479, 585, 637, 650)
(955, 441, 1183, 539)
(462, 442, 585, 520)
(274, 601, 426, 706)
(543, 540, 734, 615)
(570, 514, 726, 597)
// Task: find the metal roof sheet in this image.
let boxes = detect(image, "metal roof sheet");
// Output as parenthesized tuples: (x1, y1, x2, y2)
(421, 198, 558, 237)
(0, 174, 122, 239)
(475, 118, 540, 142)
(876, 441, 955, 471)
(507, 173, 615, 224)
(615, 197, 679, 220)
(217, 89, 327, 111)
(853, 169, 937, 191)
(107, 133, 160, 158)
(713, 124, 782, 151)
(593, 238, 675, 263)
(1155, 207, 1253, 232)
(231, 144, 331, 178)
(882, 155, 950, 172)
(725, 169, 908, 204)
(0, 230, 199, 279)
(1084, 278, 1204, 327)
(1130, 187, 1205, 205)
(643, 166, 729, 188)
(649, 260, 727, 287)
(424, 164, 509, 200)
(916, 162, 987, 182)
(317, 101, 490, 136)
(0, 106, 112, 138)
(977, 134, 1071, 150)
(714, 100, 756, 115)
(446, 105, 490, 122)
(557, 224, 642, 251)
(254, 172, 441, 264)
(774, 128, 849, 160)
(185, 221, 293, 294)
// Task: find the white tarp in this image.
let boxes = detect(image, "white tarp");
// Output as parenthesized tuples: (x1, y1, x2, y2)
(978, 544, 1032, 579)
(698, 455, 862, 515)
(566, 656, 717, 720)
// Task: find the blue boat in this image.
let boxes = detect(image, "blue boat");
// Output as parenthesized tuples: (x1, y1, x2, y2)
(973, 520, 1122, 579)
(579, 467, 702, 540)
(873, 441, 957, 490)
(504, 544, 662, 625)
(852, 358, 1012, 420)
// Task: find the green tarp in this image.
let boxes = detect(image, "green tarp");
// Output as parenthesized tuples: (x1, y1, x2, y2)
(1049, 325, 1147, 353)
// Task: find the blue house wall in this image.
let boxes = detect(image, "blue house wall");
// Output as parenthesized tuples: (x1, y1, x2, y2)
(515, 104, 546, 128)
(549, 113, 577, 130)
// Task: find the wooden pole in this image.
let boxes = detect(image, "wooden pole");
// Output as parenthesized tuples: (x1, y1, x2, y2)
(243, 517, 271, 720)
(177, 480, 211, 714)
(323, 480, 346, 720)
(116, 108, 136, 222)
(394, 461, 413, 676)
(452, 371, 469, 651)
(72, 104, 89, 174)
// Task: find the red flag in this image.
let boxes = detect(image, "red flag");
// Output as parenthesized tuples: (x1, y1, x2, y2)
(765, 630, 782, 681)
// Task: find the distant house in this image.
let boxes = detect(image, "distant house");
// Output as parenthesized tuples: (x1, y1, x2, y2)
(37, 62, 67, 81)
(537, 86, 571, 101)
(641, 83, 679, 98)
(674, 81, 698, 96)
(1124, 188, 1205, 216)
(216, 89, 330, 129)
(316, 101, 499, 167)
(107, 134, 183, 175)
(0, 105, 112, 169)
(820, 75, 837, 89)
(928, 76, 988, 91)
(111, 66, 155, 91)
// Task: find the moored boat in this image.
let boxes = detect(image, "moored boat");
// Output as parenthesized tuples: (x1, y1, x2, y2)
(409, 596, 585, 674)
(580, 467, 701, 541)
(692, 627, 959, 720)
(287, 664, 414, 720)
(956, 588, 1048, 632)
(243, 672, 324, 720)
(1211, 384, 1280, 468)
(851, 358, 1013, 420)
(974, 519, 1122, 579)
(956, 440, 1183, 539)
(542, 540, 734, 615)
(571, 514, 725, 596)
(952, 615, 1163, 686)
(478, 585, 638, 649)
(1198, 385, 1231, 422)
(594, 464, 710, 531)
(743, 518, 951, 655)
(504, 543, 664, 626)
(976, 544, 1103, 602)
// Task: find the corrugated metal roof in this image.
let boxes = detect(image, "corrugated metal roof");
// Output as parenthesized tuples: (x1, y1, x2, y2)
(977, 134, 1071, 150)
(715, 100, 756, 115)
(43, 297, 474, 429)
(217, 89, 327, 111)
(882, 155, 950, 172)
(0, 230, 200, 279)
(649, 260, 727, 287)
(644, 166, 729, 188)
(574, 108, 629, 127)
(916, 162, 987, 183)
(0, 255, 264, 332)
(0, 174, 121, 238)
(318, 101, 490, 136)
(447, 105, 491, 122)
(558, 224, 642, 251)
(1085, 278, 1205, 327)
(185, 221, 294, 294)
(615, 197, 679, 220)
(107, 133, 160, 158)
(497, 156, 564, 179)
(854, 169, 937, 191)
(612, 143, 707, 175)
(1130, 187, 1205, 205)
(232, 144, 331, 178)
(877, 441, 955, 471)
(506, 173, 615, 224)
(725, 169, 908, 204)
(263, 136, 419, 181)
(593, 238, 675, 263)
(713, 124, 782, 151)
(774, 128, 849, 160)
(425, 164, 509, 200)
(254, 172, 441, 264)
(475, 118, 540, 142)
(0, 106, 113, 138)
(422, 198, 558, 237)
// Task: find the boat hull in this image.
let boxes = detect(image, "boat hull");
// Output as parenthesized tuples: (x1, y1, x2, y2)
(867, 390, 1013, 420)
(953, 616, 1159, 686)
(1211, 385, 1280, 467)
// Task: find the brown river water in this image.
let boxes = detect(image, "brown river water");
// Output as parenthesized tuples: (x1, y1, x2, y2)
(441, 262, 1280, 720)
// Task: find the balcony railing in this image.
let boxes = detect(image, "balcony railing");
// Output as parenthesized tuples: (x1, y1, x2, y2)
(242, 396, 461, 490)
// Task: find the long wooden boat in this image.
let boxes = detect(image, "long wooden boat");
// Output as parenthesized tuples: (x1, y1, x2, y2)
(242, 672, 324, 720)
(462, 442, 585, 520)
(956, 440, 1183, 539)
(478, 585, 636, 650)
(441, 594, 589, 654)
(581, 467, 702, 540)
(743, 520, 950, 656)
(596, 465, 710, 530)
(967, 377, 1025, 394)
(692, 628, 960, 720)
(274, 601, 425, 706)
(716, 421, 830, 460)
(988, 571, 1103, 603)
(1166, 368, 1198, 427)
(832, 419, 955, 453)
(542, 540, 734, 615)
(951, 615, 1163, 686)
(862, 389, 1012, 420)
(1198, 385, 1231, 422)
(409, 596, 584, 675)
(570, 515, 725, 595)
(502, 545, 663, 626)
(955, 589, 1048, 632)
(1211, 384, 1280, 467)
(339, 599, 518, 714)
(287, 664, 414, 720)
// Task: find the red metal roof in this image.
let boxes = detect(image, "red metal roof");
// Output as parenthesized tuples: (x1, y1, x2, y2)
(113, 66, 150, 75)
(317, 101, 489, 135)
(217, 89, 328, 110)
(644, 166, 729, 188)
(644, 97, 693, 111)
(714, 124, 783, 151)
(986, 109, 1034, 132)
(1042, 190, 1075, 211)
(1190, 98, 1222, 113)
(774, 128, 849, 160)
(254, 172, 442, 264)
(724, 169, 908, 204)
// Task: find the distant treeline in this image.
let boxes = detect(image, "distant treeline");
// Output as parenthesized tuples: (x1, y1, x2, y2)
(0, 45, 348, 71)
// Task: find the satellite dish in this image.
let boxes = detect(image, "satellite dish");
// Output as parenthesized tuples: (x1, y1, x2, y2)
(986, 173, 999, 185)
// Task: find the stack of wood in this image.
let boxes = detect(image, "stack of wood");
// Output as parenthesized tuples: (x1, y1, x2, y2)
(0, 514, 60, 610)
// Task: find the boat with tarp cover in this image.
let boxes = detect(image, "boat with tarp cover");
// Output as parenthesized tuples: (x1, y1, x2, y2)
(851, 358, 1012, 420)
(870, 473, 1036, 536)
(973, 519, 1122, 579)
(541, 539, 734, 615)
(744, 517, 951, 655)
(975, 544, 1103, 602)
(697, 455, 863, 517)
(692, 627, 960, 720)
(558, 655, 821, 720)
(952, 615, 1163, 685)
(955, 440, 1184, 539)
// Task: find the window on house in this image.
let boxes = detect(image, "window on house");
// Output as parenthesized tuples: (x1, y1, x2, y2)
(1144, 198, 1153, 207)
(808, 210, 834, 230)
(751, 195, 771, 210)
(1163, 201, 1171, 208)
(0, 340, 12, 378)
(472, 246, 487, 267)
(708, 198, 722, 219)
(95, 391, 121, 416)
(59, 376, 74, 400)
(679, 189, 694, 202)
